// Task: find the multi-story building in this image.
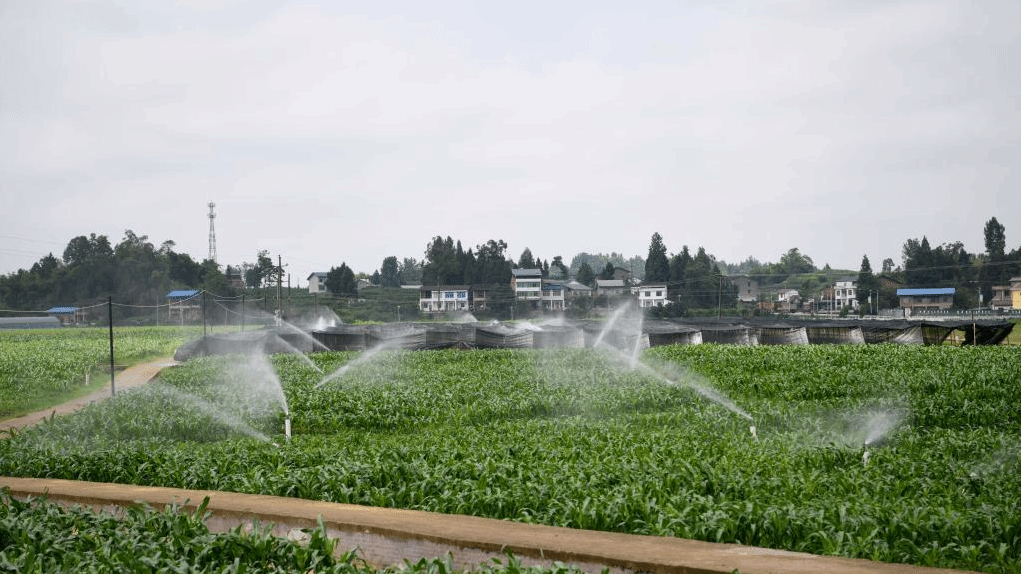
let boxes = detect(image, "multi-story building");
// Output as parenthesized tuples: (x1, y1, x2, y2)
(730, 275, 759, 303)
(637, 284, 668, 308)
(897, 288, 955, 313)
(990, 277, 1021, 311)
(511, 268, 543, 304)
(307, 272, 328, 294)
(834, 279, 858, 311)
(541, 282, 565, 311)
(419, 285, 471, 313)
(595, 279, 627, 298)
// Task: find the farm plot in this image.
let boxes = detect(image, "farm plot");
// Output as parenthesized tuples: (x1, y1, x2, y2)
(0, 327, 197, 418)
(1, 345, 1020, 573)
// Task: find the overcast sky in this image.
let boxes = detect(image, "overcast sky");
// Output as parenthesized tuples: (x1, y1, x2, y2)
(2, 1, 1018, 285)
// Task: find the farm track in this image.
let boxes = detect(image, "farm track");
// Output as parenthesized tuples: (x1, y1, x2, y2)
(0, 358, 177, 433)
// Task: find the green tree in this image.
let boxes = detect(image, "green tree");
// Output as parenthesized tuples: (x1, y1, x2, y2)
(856, 255, 879, 313)
(645, 232, 670, 282)
(199, 259, 234, 296)
(518, 248, 536, 269)
(576, 262, 595, 287)
(599, 262, 615, 280)
(780, 248, 815, 277)
(984, 216, 1006, 259)
(903, 236, 934, 286)
(474, 239, 511, 285)
(399, 257, 423, 285)
(669, 246, 692, 294)
(326, 263, 357, 295)
(379, 256, 401, 288)
(244, 250, 275, 289)
(685, 247, 716, 308)
(423, 236, 460, 285)
(549, 256, 568, 279)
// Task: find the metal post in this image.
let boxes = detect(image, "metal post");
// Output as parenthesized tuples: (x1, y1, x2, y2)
(276, 255, 283, 326)
(108, 296, 115, 396)
(241, 294, 246, 332)
(202, 291, 207, 337)
(717, 275, 722, 322)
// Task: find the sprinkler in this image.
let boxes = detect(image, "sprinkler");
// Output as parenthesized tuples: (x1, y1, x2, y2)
(862, 441, 871, 467)
(749, 425, 757, 440)
(284, 414, 291, 442)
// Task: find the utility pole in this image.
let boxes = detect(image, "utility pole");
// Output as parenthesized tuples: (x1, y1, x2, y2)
(108, 296, 115, 396)
(717, 274, 723, 322)
(276, 255, 283, 326)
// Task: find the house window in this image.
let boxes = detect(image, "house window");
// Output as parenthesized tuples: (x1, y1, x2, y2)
(656, 290, 662, 297)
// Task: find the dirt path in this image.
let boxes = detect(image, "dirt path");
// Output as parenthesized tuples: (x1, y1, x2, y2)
(0, 358, 177, 433)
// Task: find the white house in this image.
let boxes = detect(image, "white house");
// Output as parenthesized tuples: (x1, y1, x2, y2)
(776, 289, 799, 313)
(420, 285, 471, 313)
(834, 280, 858, 311)
(638, 284, 668, 308)
(307, 272, 328, 294)
(512, 268, 543, 303)
(541, 282, 566, 311)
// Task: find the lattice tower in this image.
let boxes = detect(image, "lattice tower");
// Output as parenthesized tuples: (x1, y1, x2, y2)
(207, 202, 217, 262)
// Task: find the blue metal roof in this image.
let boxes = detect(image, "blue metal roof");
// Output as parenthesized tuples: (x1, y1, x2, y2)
(46, 306, 78, 314)
(167, 289, 200, 300)
(897, 288, 956, 296)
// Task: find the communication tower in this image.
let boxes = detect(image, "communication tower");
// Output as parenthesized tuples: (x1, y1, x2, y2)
(207, 202, 217, 263)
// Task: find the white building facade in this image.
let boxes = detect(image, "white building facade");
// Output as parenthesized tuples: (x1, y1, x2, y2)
(307, 272, 328, 294)
(638, 284, 668, 308)
(834, 280, 859, 310)
(512, 268, 543, 303)
(419, 286, 470, 313)
(541, 282, 566, 311)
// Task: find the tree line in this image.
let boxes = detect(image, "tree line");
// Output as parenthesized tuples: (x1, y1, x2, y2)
(2, 216, 1018, 318)
(0, 231, 245, 315)
(855, 216, 1021, 311)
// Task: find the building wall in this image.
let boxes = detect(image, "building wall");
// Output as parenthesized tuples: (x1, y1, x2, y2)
(834, 281, 858, 310)
(514, 280, 542, 300)
(638, 286, 667, 308)
(899, 294, 954, 311)
(308, 274, 328, 294)
(419, 289, 469, 312)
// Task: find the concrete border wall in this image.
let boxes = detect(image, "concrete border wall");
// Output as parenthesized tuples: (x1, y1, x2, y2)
(1, 477, 976, 574)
